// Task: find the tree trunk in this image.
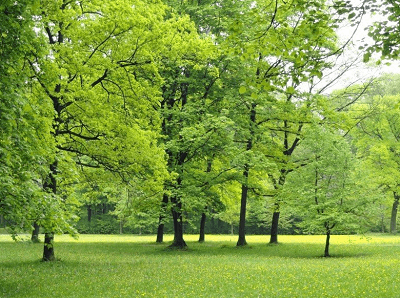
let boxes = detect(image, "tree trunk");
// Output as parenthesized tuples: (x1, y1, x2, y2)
(237, 170, 249, 247)
(42, 161, 57, 261)
(156, 222, 165, 243)
(269, 211, 280, 244)
(170, 200, 187, 248)
(381, 206, 385, 233)
(31, 222, 40, 243)
(42, 233, 55, 261)
(231, 224, 234, 235)
(324, 229, 331, 257)
(199, 212, 206, 242)
(87, 205, 92, 222)
(156, 194, 168, 243)
(237, 103, 256, 247)
(390, 192, 399, 234)
(199, 161, 212, 243)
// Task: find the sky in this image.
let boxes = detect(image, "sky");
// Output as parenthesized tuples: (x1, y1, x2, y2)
(338, 1, 400, 81)
(313, 3, 400, 94)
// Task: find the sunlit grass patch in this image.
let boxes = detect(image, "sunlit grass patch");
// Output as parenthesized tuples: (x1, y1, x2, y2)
(1, 234, 400, 297)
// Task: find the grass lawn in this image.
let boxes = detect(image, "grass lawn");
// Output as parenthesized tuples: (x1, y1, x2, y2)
(1, 234, 400, 297)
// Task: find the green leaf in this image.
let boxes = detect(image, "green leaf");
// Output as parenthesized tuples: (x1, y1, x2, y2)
(363, 52, 371, 63)
(348, 12, 356, 19)
(286, 86, 295, 94)
(239, 86, 246, 94)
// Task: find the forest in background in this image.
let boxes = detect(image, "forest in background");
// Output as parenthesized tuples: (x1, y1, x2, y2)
(2, 0, 400, 260)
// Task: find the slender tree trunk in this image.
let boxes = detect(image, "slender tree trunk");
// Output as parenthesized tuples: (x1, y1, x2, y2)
(237, 169, 249, 247)
(199, 211, 206, 242)
(87, 205, 92, 222)
(43, 233, 55, 261)
(324, 229, 331, 257)
(269, 169, 288, 244)
(381, 205, 385, 233)
(390, 192, 399, 234)
(31, 222, 40, 243)
(199, 161, 212, 243)
(156, 194, 169, 243)
(270, 210, 280, 244)
(237, 102, 256, 247)
(231, 223, 234, 235)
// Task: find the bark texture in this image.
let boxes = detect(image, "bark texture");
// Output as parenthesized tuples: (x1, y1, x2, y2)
(170, 199, 187, 248)
(31, 222, 40, 243)
(270, 211, 280, 244)
(324, 229, 331, 257)
(42, 233, 55, 261)
(156, 194, 169, 243)
(237, 171, 249, 247)
(199, 212, 206, 242)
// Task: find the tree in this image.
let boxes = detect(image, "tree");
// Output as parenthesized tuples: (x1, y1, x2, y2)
(363, 0, 400, 62)
(283, 125, 373, 256)
(28, 0, 203, 260)
(0, 0, 55, 238)
(350, 91, 400, 233)
(224, 0, 343, 246)
(153, 2, 240, 246)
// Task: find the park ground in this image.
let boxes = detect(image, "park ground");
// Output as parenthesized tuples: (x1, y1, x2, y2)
(1, 234, 400, 297)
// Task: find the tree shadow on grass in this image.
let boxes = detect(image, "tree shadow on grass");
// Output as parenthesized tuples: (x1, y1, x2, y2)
(0, 239, 376, 270)
(140, 241, 374, 259)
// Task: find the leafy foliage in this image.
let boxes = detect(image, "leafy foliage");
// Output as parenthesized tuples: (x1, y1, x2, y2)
(283, 126, 375, 236)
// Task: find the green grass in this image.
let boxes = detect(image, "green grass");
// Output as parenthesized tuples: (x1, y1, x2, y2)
(1, 234, 400, 297)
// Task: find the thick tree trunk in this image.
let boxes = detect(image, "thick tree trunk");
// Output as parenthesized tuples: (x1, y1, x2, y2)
(390, 192, 399, 234)
(324, 229, 331, 257)
(269, 211, 280, 244)
(156, 222, 165, 243)
(237, 172, 249, 247)
(42, 161, 57, 261)
(156, 194, 169, 243)
(31, 222, 40, 243)
(42, 233, 55, 261)
(199, 212, 206, 242)
(170, 202, 187, 248)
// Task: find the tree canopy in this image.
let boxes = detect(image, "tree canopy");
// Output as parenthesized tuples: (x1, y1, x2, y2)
(2, 0, 400, 259)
